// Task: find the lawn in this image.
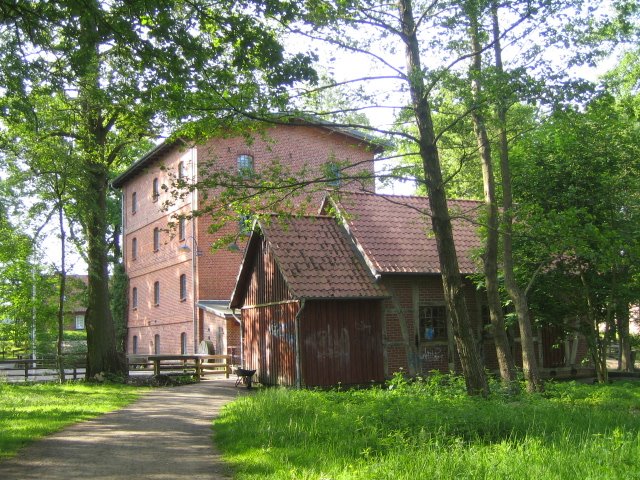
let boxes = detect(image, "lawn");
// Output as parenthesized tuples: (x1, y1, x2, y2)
(0, 381, 144, 460)
(214, 373, 640, 479)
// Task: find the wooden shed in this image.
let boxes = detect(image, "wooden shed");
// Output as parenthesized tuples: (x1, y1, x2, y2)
(230, 216, 388, 387)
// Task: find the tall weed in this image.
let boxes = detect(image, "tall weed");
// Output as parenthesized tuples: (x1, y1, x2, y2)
(214, 376, 640, 479)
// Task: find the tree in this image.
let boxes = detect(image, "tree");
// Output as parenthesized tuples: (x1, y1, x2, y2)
(510, 96, 640, 382)
(462, 0, 518, 388)
(0, 0, 317, 378)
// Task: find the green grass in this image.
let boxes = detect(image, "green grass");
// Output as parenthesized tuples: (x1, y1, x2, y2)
(0, 381, 144, 460)
(214, 374, 640, 479)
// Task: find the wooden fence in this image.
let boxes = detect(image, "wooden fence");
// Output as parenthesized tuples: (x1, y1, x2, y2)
(0, 356, 86, 382)
(1, 354, 233, 382)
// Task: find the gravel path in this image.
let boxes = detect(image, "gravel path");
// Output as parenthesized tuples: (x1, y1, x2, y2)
(0, 377, 244, 479)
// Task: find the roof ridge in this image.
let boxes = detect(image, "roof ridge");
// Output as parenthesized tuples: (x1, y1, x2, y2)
(335, 191, 482, 204)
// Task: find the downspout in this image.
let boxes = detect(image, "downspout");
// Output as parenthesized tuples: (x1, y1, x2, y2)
(190, 147, 198, 353)
(294, 299, 305, 388)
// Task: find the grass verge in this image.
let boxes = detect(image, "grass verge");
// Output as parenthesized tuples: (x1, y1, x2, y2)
(0, 381, 144, 460)
(214, 374, 640, 479)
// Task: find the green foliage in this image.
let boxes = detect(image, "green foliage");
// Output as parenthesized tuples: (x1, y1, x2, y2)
(0, 382, 143, 460)
(214, 378, 640, 479)
(510, 95, 640, 372)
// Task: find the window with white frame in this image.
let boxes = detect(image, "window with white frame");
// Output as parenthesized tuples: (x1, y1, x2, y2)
(419, 305, 447, 341)
(75, 315, 85, 330)
(237, 154, 254, 176)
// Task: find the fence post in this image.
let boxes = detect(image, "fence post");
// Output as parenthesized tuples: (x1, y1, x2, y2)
(24, 360, 29, 380)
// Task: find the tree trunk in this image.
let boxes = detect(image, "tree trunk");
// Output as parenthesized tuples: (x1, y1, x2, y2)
(467, 3, 518, 389)
(399, 0, 488, 396)
(491, 2, 543, 392)
(79, 5, 126, 380)
(84, 161, 126, 379)
(617, 303, 633, 371)
(580, 273, 608, 383)
(56, 202, 66, 382)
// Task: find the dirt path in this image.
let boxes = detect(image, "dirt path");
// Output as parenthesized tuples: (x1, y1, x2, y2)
(0, 377, 245, 479)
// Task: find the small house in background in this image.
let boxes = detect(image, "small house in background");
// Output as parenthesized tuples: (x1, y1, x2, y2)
(63, 275, 88, 332)
(230, 216, 388, 387)
(230, 192, 589, 387)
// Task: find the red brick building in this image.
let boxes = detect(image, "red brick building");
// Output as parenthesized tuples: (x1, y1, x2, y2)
(112, 123, 379, 357)
(231, 192, 589, 386)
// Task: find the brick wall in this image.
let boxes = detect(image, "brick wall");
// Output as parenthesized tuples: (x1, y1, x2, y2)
(123, 144, 197, 354)
(381, 275, 485, 376)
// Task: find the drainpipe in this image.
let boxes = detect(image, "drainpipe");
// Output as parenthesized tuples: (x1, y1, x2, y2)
(190, 147, 198, 353)
(294, 299, 305, 388)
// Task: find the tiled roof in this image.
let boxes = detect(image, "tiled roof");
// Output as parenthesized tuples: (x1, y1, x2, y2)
(329, 192, 483, 275)
(261, 216, 388, 300)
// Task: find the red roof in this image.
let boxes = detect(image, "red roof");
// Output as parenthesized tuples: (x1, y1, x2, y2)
(327, 192, 483, 275)
(260, 216, 387, 300)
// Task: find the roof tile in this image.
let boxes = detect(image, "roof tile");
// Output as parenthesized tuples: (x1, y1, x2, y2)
(260, 216, 388, 300)
(331, 192, 483, 275)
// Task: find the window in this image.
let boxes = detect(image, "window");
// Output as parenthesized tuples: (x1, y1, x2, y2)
(179, 274, 187, 301)
(419, 305, 447, 341)
(238, 214, 252, 235)
(153, 281, 160, 306)
(132, 287, 138, 309)
(154, 334, 160, 355)
(177, 161, 185, 180)
(325, 162, 342, 187)
(131, 237, 138, 260)
(178, 217, 186, 241)
(131, 192, 137, 213)
(153, 227, 160, 252)
(152, 178, 159, 201)
(132, 335, 138, 354)
(237, 154, 254, 176)
(75, 315, 85, 330)
(180, 332, 187, 355)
